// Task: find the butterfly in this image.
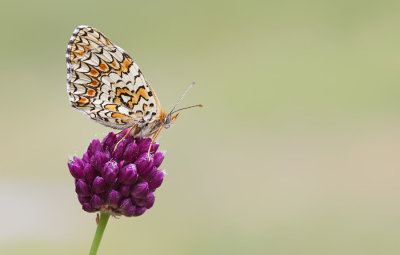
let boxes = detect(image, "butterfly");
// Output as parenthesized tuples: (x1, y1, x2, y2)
(66, 25, 201, 155)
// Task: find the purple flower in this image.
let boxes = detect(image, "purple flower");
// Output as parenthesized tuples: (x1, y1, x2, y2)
(68, 129, 165, 217)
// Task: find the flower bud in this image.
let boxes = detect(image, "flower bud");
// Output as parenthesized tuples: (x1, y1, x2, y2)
(107, 190, 121, 208)
(131, 182, 149, 199)
(78, 195, 90, 205)
(84, 164, 96, 183)
(91, 151, 109, 170)
(120, 185, 131, 197)
(134, 154, 152, 176)
(148, 169, 164, 190)
(153, 151, 165, 168)
(76, 179, 91, 196)
(119, 164, 138, 185)
(82, 152, 90, 163)
(91, 195, 102, 209)
(102, 132, 117, 151)
(68, 157, 84, 179)
(82, 203, 95, 212)
(87, 139, 101, 158)
(122, 143, 138, 162)
(120, 198, 132, 212)
(150, 143, 159, 153)
(138, 139, 152, 154)
(124, 205, 136, 216)
(92, 176, 106, 194)
(113, 140, 128, 161)
(102, 161, 119, 184)
(133, 207, 146, 216)
(136, 192, 155, 209)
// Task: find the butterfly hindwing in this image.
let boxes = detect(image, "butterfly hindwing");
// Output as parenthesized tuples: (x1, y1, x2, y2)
(66, 25, 161, 129)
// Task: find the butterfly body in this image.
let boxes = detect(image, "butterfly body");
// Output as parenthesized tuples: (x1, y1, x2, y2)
(66, 25, 177, 138)
(134, 110, 177, 137)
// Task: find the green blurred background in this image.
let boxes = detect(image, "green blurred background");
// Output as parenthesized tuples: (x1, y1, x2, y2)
(1, 0, 400, 254)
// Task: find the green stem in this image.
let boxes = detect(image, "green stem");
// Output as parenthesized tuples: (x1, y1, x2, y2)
(89, 212, 110, 255)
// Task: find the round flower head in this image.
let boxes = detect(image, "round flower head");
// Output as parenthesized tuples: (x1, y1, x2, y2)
(68, 129, 165, 217)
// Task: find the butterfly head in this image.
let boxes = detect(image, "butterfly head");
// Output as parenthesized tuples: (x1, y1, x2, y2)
(163, 113, 179, 129)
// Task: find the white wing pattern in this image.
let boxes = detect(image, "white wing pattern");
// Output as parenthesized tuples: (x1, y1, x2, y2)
(66, 26, 161, 130)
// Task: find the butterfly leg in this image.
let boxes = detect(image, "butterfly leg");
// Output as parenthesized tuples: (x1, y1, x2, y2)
(116, 129, 125, 135)
(113, 123, 138, 152)
(147, 124, 164, 161)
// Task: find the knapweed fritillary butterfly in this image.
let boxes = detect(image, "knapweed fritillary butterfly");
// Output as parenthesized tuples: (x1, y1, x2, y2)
(66, 25, 202, 156)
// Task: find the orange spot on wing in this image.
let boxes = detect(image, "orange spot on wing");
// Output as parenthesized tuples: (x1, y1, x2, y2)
(115, 87, 149, 109)
(111, 113, 129, 119)
(91, 79, 99, 86)
(105, 104, 117, 111)
(137, 88, 149, 100)
(120, 58, 132, 72)
(89, 68, 99, 76)
(87, 89, 95, 96)
(116, 88, 124, 97)
(111, 60, 118, 68)
(99, 63, 108, 71)
(113, 98, 122, 104)
(77, 97, 88, 105)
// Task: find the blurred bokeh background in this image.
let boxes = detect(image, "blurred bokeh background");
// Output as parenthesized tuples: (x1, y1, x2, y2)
(1, 0, 400, 254)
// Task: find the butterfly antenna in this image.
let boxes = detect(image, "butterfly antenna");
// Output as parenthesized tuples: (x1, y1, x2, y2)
(171, 104, 203, 114)
(169, 82, 196, 115)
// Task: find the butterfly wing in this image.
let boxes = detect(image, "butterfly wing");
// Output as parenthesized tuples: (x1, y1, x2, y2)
(66, 25, 161, 130)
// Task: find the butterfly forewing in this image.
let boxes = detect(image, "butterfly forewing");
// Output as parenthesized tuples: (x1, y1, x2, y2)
(66, 25, 161, 130)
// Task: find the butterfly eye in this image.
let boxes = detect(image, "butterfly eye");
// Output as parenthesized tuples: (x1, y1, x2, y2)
(163, 114, 171, 124)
